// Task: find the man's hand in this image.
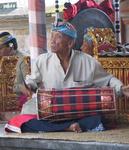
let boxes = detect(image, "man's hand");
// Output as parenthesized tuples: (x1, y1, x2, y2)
(121, 85, 129, 97)
(19, 84, 32, 99)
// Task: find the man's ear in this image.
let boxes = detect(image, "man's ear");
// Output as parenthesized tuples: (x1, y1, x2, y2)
(68, 39, 75, 49)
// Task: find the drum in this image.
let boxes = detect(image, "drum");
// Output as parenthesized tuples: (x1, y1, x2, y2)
(37, 87, 116, 121)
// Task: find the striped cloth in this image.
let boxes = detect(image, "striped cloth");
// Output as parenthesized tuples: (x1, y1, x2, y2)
(28, 0, 47, 67)
(37, 87, 116, 121)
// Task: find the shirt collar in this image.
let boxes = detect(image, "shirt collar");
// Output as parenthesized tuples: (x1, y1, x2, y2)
(53, 49, 75, 65)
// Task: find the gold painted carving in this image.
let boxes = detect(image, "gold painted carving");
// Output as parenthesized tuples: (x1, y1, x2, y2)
(0, 56, 30, 112)
(86, 28, 116, 58)
(98, 56, 129, 115)
(98, 57, 129, 68)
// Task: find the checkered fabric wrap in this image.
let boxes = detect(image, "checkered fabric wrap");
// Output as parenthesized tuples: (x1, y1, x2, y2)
(37, 87, 116, 121)
(28, 0, 47, 63)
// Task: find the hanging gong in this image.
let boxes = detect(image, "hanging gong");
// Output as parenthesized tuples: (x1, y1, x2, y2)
(70, 8, 115, 50)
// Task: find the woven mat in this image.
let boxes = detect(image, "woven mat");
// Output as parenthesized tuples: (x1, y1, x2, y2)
(1, 124, 129, 144)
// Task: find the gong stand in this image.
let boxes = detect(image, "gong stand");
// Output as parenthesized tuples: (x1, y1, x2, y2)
(113, 0, 121, 44)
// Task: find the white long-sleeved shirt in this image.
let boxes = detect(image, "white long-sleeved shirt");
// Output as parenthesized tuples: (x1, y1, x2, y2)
(26, 50, 123, 95)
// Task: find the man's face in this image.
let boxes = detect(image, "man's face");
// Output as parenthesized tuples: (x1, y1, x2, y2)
(50, 31, 71, 53)
(0, 44, 12, 56)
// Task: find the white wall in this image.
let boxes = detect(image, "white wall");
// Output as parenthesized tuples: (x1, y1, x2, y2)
(0, 0, 79, 8)
(0, 0, 28, 8)
(45, 0, 78, 6)
(0, 0, 17, 3)
(17, 0, 28, 8)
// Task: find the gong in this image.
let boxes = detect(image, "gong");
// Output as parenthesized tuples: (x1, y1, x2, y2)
(70, 8, 115, 50)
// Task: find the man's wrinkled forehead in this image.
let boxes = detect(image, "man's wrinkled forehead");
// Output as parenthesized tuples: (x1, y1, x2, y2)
(52, 22, 77, 39)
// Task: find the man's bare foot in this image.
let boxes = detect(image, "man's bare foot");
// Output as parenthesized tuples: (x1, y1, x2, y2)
(66, 122, 82, 133)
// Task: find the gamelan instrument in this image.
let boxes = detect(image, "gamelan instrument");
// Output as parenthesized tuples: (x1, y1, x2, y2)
(37, 87, 116, 122)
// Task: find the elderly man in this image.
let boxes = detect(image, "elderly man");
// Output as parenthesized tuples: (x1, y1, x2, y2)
(5, 22, 129, 133)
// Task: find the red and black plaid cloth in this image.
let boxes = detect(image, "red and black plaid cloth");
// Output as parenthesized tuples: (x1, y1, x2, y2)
(37, 87, 116, 121)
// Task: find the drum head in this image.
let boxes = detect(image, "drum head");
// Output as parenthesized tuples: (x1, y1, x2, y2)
(70, 8, 115, 50)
